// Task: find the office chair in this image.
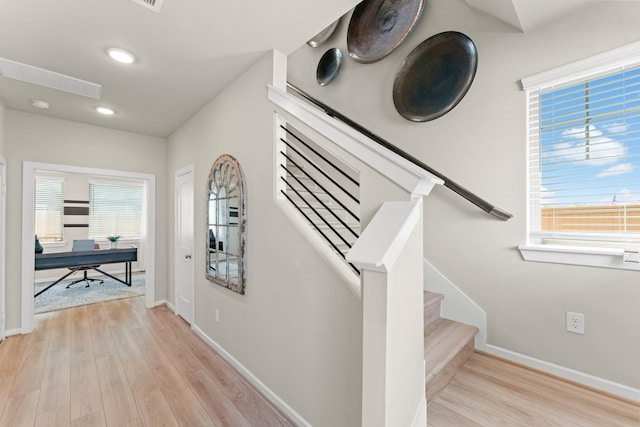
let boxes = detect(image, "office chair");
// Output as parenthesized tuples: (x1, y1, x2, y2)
(66, 239, 104, 288)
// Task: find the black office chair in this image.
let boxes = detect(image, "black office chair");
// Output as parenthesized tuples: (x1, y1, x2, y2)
(66, 239, 104, 288)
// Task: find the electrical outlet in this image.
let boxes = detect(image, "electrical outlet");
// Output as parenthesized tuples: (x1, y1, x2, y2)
(215, 309, 220, 323)
(566, 311, 585, 335)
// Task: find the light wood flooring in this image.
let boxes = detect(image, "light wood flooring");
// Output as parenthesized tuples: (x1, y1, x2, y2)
(0, 296, 294, 427)
(1, 296, 638, 427)
(428, 351, 640, 427)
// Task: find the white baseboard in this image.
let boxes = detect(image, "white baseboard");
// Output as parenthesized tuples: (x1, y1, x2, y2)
(191, 324, 311, 427)
(155, 300, 175, 312)
(479, 343, 640, 403)
(5, 328, 22, 336)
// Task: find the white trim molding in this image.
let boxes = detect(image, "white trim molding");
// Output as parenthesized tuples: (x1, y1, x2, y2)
(521, 39, 640, 90)
(479, 343, 640, 403)
(519, 245, 640, 271)
(192, 324, 312, 427)
(0, 156, 6, 342)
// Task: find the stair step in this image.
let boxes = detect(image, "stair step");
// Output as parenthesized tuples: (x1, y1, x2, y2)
(424, 317, 478, 402)
(424, 291, 444, 331)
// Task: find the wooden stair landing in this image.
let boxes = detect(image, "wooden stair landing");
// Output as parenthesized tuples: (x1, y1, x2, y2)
(424, 291, 478, 402)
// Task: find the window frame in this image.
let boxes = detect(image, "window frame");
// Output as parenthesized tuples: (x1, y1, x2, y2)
(34, 176, 65, 244)
(519, 41, 640, 271)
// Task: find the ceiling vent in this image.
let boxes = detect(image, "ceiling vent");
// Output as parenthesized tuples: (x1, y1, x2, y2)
(0, 57, 101, 100)
(129, 0, 164, 13)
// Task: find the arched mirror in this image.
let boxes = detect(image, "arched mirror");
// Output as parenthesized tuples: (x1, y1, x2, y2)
(207, 154, 246, 294)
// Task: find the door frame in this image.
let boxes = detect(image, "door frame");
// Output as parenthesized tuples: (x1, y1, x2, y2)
(174, 164, 195, 323)
(21, 161, 156, 333)
(0, 156, 6, 341)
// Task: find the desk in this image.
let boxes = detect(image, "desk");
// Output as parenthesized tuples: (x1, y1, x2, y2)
(35, 247, 137, 298)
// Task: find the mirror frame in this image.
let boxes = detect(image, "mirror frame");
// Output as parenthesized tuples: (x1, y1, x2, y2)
(206, 154, 246, 295)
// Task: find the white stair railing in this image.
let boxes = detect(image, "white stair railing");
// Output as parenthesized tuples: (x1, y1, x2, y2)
(347, 199, 427, 427)
(269, 84, 443, 426)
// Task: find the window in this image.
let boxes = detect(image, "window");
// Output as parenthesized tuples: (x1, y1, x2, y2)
(521, 43, 640, 269)
(35, 177, 64, 242)
(88, 182, 143, 240)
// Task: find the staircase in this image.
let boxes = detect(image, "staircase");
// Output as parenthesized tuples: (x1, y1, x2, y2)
(424, 291, 478, 402)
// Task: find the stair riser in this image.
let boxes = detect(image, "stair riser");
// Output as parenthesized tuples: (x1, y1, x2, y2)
(426, 337, 475, 402)
(424, 299, 442, 331)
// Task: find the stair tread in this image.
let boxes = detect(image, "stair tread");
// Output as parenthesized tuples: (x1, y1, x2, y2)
(424, 318, 478, 381)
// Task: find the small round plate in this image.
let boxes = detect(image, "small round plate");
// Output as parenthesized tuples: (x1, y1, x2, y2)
(347, 0, 424, 64)
(307, 18, 341, 48)
(317, 48, 343, 86)
(393, 31, 478, 122)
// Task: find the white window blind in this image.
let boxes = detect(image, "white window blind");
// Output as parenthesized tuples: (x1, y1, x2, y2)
(35, 177, 64, 242)
(525, 62, 640, 248)
(88, 182, 143, 239)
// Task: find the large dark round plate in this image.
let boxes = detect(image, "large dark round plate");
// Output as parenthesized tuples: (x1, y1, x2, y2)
(347, 0, 424, 64)
(317, 48, 343, 86)
(393, 31, 477, 122)
(307, 18, 341, 48)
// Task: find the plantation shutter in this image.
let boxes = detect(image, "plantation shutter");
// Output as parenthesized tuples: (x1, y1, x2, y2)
(88, 182, 143, 239)
(34, 177, 64, 242)
(524, 64, 640, 246)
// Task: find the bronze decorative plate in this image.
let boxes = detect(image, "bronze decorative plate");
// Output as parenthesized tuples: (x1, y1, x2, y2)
(347, 0, 424, 64)
(317, 48, 343, 86)
(307, 18, 341, 48)
(393, 31, 478, 122)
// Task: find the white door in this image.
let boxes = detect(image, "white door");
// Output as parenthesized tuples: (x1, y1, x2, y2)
(175, 167, 194, 324)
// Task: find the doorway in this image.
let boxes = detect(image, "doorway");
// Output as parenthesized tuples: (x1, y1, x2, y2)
(21, 161, 157, 333)
(175, 165, 194, 324)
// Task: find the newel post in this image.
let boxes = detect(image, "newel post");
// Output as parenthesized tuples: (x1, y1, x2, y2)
(347, 199, 427, 427)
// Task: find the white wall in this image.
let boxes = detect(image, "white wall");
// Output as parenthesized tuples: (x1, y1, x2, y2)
(4, 110, 168, 330)
(288, 0, 640, 389)
(168, 52, 363, 426)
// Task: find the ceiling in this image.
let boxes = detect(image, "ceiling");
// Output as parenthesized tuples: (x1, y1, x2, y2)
(0, 0, 595, 138)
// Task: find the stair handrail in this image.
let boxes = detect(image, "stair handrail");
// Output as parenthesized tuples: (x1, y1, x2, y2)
(287, 83, 513, 221)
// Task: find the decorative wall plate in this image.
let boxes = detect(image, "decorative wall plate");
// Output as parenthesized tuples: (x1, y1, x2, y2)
(393, 31, 478, 122)
(317, 48, 343, 86)
(347, 0, 424, 64)
(307, 18, 341, 48)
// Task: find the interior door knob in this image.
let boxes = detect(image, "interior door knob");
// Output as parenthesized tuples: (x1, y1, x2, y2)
(185, 254, 192, 259)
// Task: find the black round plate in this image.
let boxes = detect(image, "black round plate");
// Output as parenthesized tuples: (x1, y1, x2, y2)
(317, 48, 343, 86)
(307, 18, 341, 48)
(347, 0, 424, 64)
(393, 31, 478, 122)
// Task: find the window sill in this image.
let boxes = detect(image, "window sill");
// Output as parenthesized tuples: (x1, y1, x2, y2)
(518, 245, 640, 271)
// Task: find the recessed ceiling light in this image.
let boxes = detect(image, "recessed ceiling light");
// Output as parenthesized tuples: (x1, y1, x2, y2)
(96, 106, 115, 116)
(31, 100, 50, 110)
(107, 48, 135, 64)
